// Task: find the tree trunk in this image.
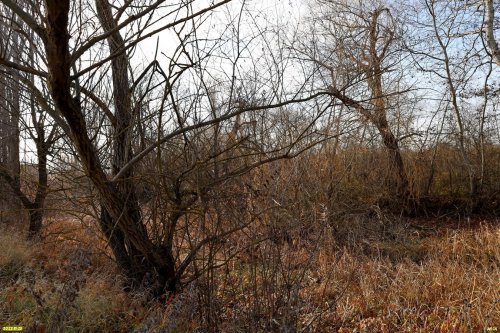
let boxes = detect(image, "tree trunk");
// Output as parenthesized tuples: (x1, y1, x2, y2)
(27, 139, 48, 240)
(426, 0, 479, 211)
(329, 85, 410, 201)
(367, 9, 410, 201)
(484, 0, 500, 66)
(375, 120, 410, 199)
(27, 209, 43, 240)
(42, 0, 176, 296)
(327, 8, 410, 203)
(94, 0, 177, 291)
(0, 7, 21, 222)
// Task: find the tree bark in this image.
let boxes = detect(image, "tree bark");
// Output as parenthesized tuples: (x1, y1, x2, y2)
(329, 86, 410, 201)
(94, 0, 178, 291)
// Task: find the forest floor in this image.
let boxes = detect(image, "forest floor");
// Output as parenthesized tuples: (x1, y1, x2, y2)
(0, 214, 498, 332)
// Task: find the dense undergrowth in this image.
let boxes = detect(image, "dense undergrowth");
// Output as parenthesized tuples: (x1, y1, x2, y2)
(1, 213, 498, 332)
(2, 147, 500, 332)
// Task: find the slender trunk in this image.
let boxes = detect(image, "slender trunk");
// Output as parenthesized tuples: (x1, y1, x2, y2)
(329, 8, 410, 203)
(27, 139, 48, 239)
(484, 0, 500, 66)
(9, 25, 21, 192)
(369, 72, 409, 199)
(427, 0, 479, 211)
(369, 9, 409, 200)
(0, 8, 21, 219)
(94, 0, 177, 292)
(95, 0, 151, 279)
(0, 150, 47, 240)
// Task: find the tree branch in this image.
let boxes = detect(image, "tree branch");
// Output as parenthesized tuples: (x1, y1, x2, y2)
(72, 0, 233, 78)
(1, 0, 47, 43)
(484, 0, 500, 65)
(112, 91, 334, 181)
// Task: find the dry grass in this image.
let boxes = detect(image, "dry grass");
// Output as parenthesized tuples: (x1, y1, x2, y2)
(199, 219, 499, 333)
(0, 216, 498, 332)
(0, 219, 139, 332)
(118, 216, 500, 332)
(323, 223, 499, 332)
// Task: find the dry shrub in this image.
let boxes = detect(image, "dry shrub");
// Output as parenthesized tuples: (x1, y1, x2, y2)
(131, 285, 201, 333)
(2, 145, 500, 333)
(0, 227, 30, 283)
(302, 222, 500, 332)
(0, 226, 37, 327)
(0, 220, 136, 332)
(168, 212, 498, 332)
(69, 274, 132, 332)
(1, 215, 498, 332)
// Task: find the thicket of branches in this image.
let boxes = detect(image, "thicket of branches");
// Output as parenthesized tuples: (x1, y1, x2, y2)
(0, 0, 499, 303)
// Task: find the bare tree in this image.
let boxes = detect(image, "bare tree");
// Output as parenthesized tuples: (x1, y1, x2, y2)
(0, 2, 21, 222)
(296, 0, 412, 202)
(0, 0, 335, 296)
(0, 1, 61, 238)
(402, 0, 500, 210)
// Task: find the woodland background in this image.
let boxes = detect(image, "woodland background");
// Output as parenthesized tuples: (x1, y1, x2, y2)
(0, 0, 499, 331)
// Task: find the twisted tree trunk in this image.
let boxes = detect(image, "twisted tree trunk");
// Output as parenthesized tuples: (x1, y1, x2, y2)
(44, 0, 177, 294)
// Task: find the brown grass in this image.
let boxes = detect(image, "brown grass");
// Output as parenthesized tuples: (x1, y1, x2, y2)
(0, 214, 498, 332)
